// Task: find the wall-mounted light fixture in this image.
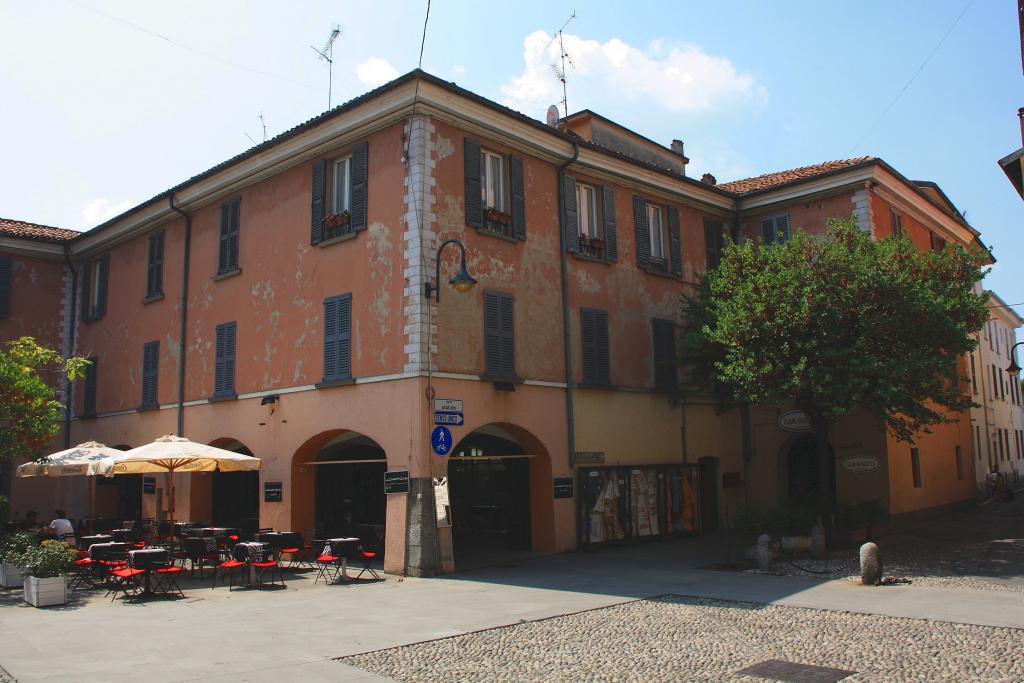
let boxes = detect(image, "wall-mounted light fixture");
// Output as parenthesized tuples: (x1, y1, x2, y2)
(423, 239, 476, 302)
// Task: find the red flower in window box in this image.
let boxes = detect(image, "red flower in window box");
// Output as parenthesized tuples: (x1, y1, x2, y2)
(484, 207, 512, 225)
(325, 211, 351, 228)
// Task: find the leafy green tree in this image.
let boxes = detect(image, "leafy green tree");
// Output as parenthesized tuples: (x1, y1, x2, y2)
(680, 218, 989, 536)
(0, 337, 88, 462)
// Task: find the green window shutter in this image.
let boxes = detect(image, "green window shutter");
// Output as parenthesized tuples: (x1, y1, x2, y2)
(141, 341, 159, 408)
(83, 357, 98, 416)
(704, 219, 724, 270)
(484, 291, 515, 379)
(323, 293, 352, 382)
(219, 203, 231, 273)
(0, 256, 11, 319)
(350, 141, 368, 232)
(96, 254, 109, 317)
(311, 159, 326, 245)
(667, 206, 682, 278)
(80, 261, 92, 321)
(147, 232, 164, 297)
(602, 186, 617, 261)
(775, 214, 791, 242)
(761, 218, 776, 244)
(464, 138, 483, 228)
(509, 155, 526, 240)
(633, 196, 650, 269)
(652, 319, 678, 391)
(214, 321, 237, 396)
(562, 175, 578, 253)
(581, 308, 610, 385)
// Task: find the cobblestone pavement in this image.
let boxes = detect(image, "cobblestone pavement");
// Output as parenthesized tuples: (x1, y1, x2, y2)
(769, 495, 1024, 593)
(342, 595, 1024, 682)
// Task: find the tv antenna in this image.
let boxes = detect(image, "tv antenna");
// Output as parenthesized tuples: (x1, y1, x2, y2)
(546, 11, 576, 117)
(258, 111, 267, 142)
(311, 25, 342, 109)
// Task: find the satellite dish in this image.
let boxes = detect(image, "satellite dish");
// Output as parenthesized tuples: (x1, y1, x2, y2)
(546, 105, 560, 127)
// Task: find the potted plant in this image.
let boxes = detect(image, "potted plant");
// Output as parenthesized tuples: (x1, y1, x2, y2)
(483, 206, 511, 225)
(325, 210, 351, 229)
(19, 540, 76, 607)
(0, 531, 37, 588)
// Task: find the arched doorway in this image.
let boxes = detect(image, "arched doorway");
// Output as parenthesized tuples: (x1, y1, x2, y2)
(447, 423, 553, 565)
(291, 430, 386, 544)
(190, 439, 259, 531)
(785, 435, 836, 504)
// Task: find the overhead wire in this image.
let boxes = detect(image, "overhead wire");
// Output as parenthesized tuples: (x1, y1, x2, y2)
(847, 0, 975, 154)
(64, 0, 324, 93)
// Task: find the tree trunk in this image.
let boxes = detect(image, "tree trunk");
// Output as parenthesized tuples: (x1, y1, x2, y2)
(812, 421, 835, 546)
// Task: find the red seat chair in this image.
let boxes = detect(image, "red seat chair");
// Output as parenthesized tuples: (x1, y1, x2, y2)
(354, 546, 382, 581)
(108, 566, 145, 601)
(68, 557, 99, 590)
(253, 558, 285, 588)
(153, 565, 185, 598)
(314, 552, 342, 584)
(213, 559, 247, 591)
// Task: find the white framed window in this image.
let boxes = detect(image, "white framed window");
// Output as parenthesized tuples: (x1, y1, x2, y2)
(648, 204, 665, 259)
(576, 183, 600, 239)
(480, 149, 505, 212)
(332, 155, 352, 215)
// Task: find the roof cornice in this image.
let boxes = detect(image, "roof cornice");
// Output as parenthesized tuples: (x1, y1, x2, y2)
(0, 236, 66, 258)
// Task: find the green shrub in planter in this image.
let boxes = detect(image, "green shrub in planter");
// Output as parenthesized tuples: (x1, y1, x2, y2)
(0, 531, 38, 564)
(17, 540, 76, 578)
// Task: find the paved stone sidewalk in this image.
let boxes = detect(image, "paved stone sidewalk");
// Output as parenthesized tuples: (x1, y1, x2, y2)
(344, 595, 1024, 682)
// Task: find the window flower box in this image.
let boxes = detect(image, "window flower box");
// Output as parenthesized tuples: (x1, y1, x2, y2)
(325, 211, 352, 229)
(579, 234, 606, 259)
(483, 207, 512, 225)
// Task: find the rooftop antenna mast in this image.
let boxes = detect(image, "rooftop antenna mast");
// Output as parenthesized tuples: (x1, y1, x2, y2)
(546, 11, 576, 117)
(258, 111, 267, 142)
(311, 25, 342, 110)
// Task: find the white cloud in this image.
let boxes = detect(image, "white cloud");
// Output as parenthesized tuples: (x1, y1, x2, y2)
(685, 144, 758, 184)
(355, 57, 399, 88)
(500, 31, 765, 118)
(449, 64, 466, 79)
(80, 198, 133, 228)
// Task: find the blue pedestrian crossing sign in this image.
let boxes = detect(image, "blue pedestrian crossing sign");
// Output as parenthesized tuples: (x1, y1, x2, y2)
(431, 426, 453, 456)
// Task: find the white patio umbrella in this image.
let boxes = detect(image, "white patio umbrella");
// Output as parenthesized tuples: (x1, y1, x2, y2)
(97, 435, 261, 532)
(16, 441, 127, 534)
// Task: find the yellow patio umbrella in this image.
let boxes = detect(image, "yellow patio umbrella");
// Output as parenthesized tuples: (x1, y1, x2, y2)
(16, 441, 126, 534)
(97, 435, 261, 533)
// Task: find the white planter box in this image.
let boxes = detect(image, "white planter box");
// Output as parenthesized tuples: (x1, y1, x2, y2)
(23, 575, 67, 608)
(1, 563, 24, 589)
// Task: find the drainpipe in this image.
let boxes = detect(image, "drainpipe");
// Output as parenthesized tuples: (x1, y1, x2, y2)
(557, 140, 580, 467)
(62, 244, 79, 449)
(168, 193, 191, 437)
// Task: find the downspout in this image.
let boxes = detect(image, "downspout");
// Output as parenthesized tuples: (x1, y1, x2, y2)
(168, 193, 191, 437)
(62, 244, 78, 449)
(557, 139, 580, 468)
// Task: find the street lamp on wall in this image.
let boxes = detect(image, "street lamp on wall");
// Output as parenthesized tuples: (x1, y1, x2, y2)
(1007, 341, 1024, 378)
(423, 239, 477, 302)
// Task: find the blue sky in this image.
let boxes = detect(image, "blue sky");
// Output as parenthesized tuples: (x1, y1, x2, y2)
(1, 0, 1021, 310)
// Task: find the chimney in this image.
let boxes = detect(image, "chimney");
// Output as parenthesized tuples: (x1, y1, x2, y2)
(1019, 107, 1024, 146)
(701, 172, 717, 186)
(670, 139, 685, 157)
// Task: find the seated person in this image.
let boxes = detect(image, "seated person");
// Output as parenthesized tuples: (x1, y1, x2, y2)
(48, 510, 75, 542)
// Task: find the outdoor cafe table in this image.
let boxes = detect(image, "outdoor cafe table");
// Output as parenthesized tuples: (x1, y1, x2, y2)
(193, 527, 237, 539)
(232, 541, 270, 586)
(87, 541, 127, 559)
(111, 528, 141, 543)
(319, 537, 360, 582)
(79, 534, 112, 550)
(127, 548, 171, 598)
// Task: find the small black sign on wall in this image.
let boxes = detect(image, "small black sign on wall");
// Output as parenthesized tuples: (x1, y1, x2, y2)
(384, 470, 410, 495)
(143, 476, 156, 494)
(264, 481, 283, 502)
(553, 477, 574, 499)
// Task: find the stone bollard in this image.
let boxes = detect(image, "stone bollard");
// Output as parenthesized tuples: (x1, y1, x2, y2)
(756, 534, 773, 572)
(860, 542, 882, 585)
(810, 524, 827, 560)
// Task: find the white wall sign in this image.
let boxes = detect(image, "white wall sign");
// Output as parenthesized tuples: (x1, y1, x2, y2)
(842, 456, 880, 473)
(778, 410, 811, 433)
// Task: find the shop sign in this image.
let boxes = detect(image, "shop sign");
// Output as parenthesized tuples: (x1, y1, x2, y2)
(143, 476, 156, 494)
(553, 477, 574, 499)
(384, 470, 410, 494)
(778, 410, 812, 433)
(264, 481, 283, 502)
(433, 477, 451, 527)
(842, 456, 880, 473)
(574, 451, 605, 464)
(431, 426, 453, 456)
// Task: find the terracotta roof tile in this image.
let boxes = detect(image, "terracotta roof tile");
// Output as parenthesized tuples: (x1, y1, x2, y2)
(718, 157, 875, 194)
(0, 217, 79, 243)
